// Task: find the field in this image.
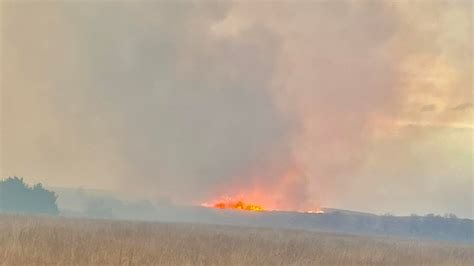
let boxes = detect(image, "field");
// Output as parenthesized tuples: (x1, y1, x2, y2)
(0, 215, 473, 265)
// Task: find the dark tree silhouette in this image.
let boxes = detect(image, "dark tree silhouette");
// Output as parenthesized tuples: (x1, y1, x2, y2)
(0, 176, 59, 215)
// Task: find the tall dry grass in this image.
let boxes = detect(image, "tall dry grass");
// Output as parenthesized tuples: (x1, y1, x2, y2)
(0, 214, 472, 265)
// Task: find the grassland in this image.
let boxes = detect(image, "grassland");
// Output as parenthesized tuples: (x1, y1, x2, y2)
(0, 214, 473, 265)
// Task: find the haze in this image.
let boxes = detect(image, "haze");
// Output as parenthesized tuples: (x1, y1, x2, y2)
(1, 1, 472, 218)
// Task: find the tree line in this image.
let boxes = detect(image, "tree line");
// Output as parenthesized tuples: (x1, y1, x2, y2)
(0, 176, 59, 215)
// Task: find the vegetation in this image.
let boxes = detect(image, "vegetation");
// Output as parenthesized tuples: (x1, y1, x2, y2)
(0, 177, 59, 215)
(0, 215, 472, 265)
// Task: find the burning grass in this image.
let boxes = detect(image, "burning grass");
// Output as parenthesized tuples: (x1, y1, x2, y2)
(201, 196, 266, 212)
(1, 214, 473, 265)
(212, 200, 264, 212)
(200, 195, 324, 213)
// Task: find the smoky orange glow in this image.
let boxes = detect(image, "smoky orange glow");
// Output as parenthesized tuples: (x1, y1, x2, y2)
(199, 167, 324, 213)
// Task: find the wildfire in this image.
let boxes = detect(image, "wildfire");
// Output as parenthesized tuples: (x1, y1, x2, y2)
(200, 191, 324, 214)
(303, 207, 325, 214)
(202, 198, 265, 212)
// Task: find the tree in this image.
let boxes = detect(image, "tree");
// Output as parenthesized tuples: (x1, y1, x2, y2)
(0, 176, 59, 215)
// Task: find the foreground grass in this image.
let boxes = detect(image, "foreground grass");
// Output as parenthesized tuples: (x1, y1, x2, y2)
(0, 215, 472, 265)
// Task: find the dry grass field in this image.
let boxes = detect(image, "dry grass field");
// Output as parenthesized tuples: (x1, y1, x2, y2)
(0, 214, 473, 266)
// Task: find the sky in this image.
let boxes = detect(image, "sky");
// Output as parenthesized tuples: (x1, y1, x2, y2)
(1, 0, 473, 218)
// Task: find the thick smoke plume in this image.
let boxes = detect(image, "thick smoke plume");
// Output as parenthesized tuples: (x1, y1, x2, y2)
(1, 1, 472, 217)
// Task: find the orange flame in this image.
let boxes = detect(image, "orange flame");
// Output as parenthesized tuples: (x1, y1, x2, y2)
(202, 198, 265, 212)
(200, 196, 325, 213)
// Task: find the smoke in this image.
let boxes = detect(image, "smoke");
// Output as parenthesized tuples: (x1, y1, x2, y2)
(1, 1, 292, 204)
(1, 1, 472, 216)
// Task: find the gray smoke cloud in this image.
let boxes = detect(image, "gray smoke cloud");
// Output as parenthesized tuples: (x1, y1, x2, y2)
(1, 1, 292, 205)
